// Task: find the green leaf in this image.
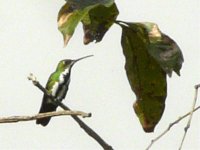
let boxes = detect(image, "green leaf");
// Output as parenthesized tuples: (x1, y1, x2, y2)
(119, 22, 167, 132)
(58, 0, 118, 46)
(57, 3, 85, 46)
(82, 3, 119, 44)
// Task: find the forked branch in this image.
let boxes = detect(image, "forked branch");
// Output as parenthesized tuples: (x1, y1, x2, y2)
(146, 84, 200, 150)
(179, 84, 200, 150)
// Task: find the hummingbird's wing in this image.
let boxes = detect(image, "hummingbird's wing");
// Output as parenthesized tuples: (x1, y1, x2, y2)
(36, 73, 60, 126)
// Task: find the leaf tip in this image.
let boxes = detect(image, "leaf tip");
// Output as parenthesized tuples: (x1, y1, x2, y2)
(175, 70, 181, 76)
(133, 102, 156, 133)
(143, 126, 155, 133)
(63, 35, 72, 47)
(83, 34, 93, 45)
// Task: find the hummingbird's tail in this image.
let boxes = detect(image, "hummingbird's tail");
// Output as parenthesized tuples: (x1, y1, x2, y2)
(36, 96, 57, 126)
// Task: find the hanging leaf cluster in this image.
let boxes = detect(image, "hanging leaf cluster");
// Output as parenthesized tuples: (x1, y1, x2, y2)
(57, 0, 184, 132)
(58, 0, 119, 46)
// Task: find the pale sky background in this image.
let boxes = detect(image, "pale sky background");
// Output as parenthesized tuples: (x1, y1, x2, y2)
(0, 0, 199, 150)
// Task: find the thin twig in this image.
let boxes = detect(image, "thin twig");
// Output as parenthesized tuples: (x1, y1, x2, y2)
(146, 105, 200, 150)
(179, 84, 200, 150)
(28, 73, 113, 150)
(0, 110, 90, 123)
(146, 84, 200, 150)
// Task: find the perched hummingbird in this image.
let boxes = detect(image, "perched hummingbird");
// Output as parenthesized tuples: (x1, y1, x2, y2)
(36, 55, 93, 126)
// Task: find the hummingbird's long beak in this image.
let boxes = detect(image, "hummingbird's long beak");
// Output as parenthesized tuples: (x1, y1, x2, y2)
(73, 55, 93, 64)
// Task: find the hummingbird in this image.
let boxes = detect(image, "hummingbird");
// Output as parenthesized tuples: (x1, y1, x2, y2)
(36, 55, 93, 126)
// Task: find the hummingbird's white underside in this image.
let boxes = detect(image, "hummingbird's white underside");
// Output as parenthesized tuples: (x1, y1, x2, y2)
(51, 67, 70, 97)
(52, 82, 59, 96)
(59, 67, 70, 83)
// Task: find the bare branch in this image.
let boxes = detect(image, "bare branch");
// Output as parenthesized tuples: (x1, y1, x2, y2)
(28, 73, 113, 150)
(0, 110, 90, 124)
(146, 84, 200, 150)
(179, 84, 200, 150)
(146, 105, 200, 150)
